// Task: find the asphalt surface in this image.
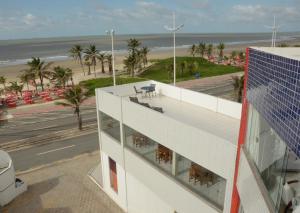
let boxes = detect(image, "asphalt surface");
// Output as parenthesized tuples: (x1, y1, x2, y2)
(1, 84, 236, 172)
(0, 106, 97, 142)
(10, 132, 99, 172)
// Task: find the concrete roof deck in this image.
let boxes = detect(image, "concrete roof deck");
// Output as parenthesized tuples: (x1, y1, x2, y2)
(137, 95, 240, 144)
(251, 47, 300, 61)
(99, 80, 241, 145)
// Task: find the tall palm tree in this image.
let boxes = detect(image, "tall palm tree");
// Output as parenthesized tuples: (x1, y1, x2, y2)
(69, 45, 85, 76)
(20, 68, 38, 91)
(19, 72, 31, 90)
(55, 86, 88, 130)
(84, 44, 99, 77)
(189, 44, 197, 57)
(106, 54, 113, 74)
(123, 55, 135, 77)
(197, 42, 206, 58)
(27, 57, 52, 91)
(217, 43, 225, 58)
(97, 53, 106, 73)
(207, 44, 213, 58)
(50, 66, 72, 88)
(128, 38, 141, 56)
(232, 75, 244, 103)
(0, 76, 7, 90)
(141, 47, 150, 67)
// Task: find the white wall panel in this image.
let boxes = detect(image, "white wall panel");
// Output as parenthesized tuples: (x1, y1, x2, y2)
(101, 151, 127, 211)
(97, 90, 122, 120)
(126, 172, 174, 213)
(181, 88, 218, 112)
(217, 99, 242, 119)
(101, 133, 124, 167)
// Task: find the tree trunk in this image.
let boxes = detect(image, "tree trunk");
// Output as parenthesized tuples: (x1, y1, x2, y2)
(39, 75, 44, 91)
(76, 109, 82, 130)
(80, 58, 85, 76)
(26, 82, 29, 91)
(94, 64, 96, 77)
(101, 62, 105, 73)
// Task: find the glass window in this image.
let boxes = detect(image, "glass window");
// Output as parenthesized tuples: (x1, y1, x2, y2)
(100, 111, 121, 142)
(174, 153, 226, 210)
(124, 124, 225, 210)
(124, 124, 173, 174)
(109, 157, 118, 193)
(245, 105, 288, 211)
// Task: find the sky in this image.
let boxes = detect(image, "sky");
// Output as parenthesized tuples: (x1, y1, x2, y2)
(0, 0, 299, 40)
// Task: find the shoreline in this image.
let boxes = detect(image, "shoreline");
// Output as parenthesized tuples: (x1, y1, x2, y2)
(1, 39, 300, 82)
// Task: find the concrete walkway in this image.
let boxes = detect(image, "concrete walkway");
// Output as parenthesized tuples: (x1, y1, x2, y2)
(1, 151, 123, 213)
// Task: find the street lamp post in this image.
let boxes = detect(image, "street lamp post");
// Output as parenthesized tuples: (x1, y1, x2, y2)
(165, 12, 184, 86)
(106, 29, 116, 86)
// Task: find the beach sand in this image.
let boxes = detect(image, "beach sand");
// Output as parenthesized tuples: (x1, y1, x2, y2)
(0, 39, 299, 83)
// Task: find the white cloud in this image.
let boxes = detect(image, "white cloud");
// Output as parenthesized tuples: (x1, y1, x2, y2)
(230, 4, 300, 23)
(23, 13, 36, 25)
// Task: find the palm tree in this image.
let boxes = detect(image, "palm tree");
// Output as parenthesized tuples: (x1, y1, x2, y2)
(123, 55, 135, 77)
(69, 45, 85, 76)
(166, 64, 174, 81)
(0, 76, 7, 90)
(207, 44, 213, 58)
(55, 86, 88, 130)
(141, 47, 150, 67)
(9, 81, 23, 96)
(27, 57, 52, 91)
(84, 44, 99, 77)
(84, 60, 92, 75)
(217, 43, 225, 58)
(106, 54, 113, 74)
(189, 44, 197, 57)
(231, 51, 237, 59)
(128, 38, 141, 56)
(97, 53, 106, 73)
(20, 68, 38, 91)
(232, 75, 244, 103)
(180, 61, 185, 77)
(19, 72, 31, 90)
(197, 42, 206, 58)
(50, 66, 72, 88)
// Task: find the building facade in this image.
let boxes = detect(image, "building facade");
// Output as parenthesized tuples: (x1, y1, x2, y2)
(233, 47, 300, 213)
(95, 47, 300, 213)
(96, 81, 241, 213)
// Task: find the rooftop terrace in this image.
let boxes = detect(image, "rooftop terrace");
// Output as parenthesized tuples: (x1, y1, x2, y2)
(99, 80, 241, 145)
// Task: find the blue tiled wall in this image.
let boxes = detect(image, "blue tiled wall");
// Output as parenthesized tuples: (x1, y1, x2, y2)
(247, 48, 300, 157)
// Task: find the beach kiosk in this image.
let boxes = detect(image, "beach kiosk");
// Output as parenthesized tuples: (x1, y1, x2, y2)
(0, 150, 27, 206)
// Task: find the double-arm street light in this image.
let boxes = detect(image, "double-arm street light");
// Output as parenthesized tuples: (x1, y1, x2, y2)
(106, 29, 116, 86)
(164, 12, 184, 86)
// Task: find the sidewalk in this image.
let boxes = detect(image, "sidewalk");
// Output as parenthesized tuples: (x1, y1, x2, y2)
(1, 152, 123, 213)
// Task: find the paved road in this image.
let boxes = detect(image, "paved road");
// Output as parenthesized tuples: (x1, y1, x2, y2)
(10, 132, 99, 172)
(0, 106, 97, 142)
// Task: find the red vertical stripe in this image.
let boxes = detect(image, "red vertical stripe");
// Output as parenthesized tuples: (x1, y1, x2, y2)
(230, 48, 250, 213)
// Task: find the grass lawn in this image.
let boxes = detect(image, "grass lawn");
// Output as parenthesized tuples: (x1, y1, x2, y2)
(80, 57, 243, 96)
(140, 57, 243, 83)
(80, 77, 145, 96)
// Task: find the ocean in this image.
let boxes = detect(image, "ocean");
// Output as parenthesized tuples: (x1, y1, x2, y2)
(0, 32, 299, 67)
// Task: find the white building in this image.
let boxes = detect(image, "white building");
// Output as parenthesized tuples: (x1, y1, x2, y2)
(95, 80, 241, 213)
